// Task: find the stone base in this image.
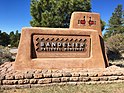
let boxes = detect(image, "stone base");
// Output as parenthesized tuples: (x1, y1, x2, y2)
(1, 62, 124, 90)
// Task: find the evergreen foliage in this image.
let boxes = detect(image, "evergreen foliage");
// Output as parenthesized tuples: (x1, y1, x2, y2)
(101, 20, 106, 31)
(0, 31, 10, 46)
(30, 0, 91, 28)
(9, 30, 20, 47)
(0, 30, 20, 47)
(104, 4, 124, 40)
(104, 4, 124, 60)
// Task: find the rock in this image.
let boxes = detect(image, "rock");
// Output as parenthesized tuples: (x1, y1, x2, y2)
(18, 79, 30, 84)
(79, 72, 88, 77)
(51, 70, 62, 73)
(35, 70, 42, 74)
(30, 79, 37, 84)
(2, 80, 18, 85)
(0, 75, 5, 80)
(61, 77, 70, 82)
(5, 75, 14, 80)
(52, 73, 62, 78)
(52, 78, 61, 83)
(34, 73, 43, 79)
(43, 73, 52, 78)
(38, 78, 52, 84)
(97, 72, 103, 77)
(107, 65, 120, 72)
(62, 72, 72, 77)
(42, 69, 48, 73)
(115, 71, 123, 76)
(70, 77, 79, 82)
(90, 77, 100, 81)
(118, 76, 124, 80)
(88, 72, 98, 77)
(103, 72, 113, 76)
(108, 76, 118, 81)
(2, 80, 8, 85)
(82, 77, 90, 82)
(24, 73, 33, 79)
(4, 63, 12, 69)
(99, 77, 108, 81)
(71, 72, 80, 77)
(15, 74, 24, 79)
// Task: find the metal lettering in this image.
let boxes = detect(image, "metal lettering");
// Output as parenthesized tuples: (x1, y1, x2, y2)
(41, 42, 45, 47)
(58, 42, 62, 47)
(51, 42, 56, 47)
(36, 38, 88, 52)
(46, 42, 51, 47)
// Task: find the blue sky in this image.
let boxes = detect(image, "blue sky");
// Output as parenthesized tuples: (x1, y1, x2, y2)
(0, 0, 124, 33)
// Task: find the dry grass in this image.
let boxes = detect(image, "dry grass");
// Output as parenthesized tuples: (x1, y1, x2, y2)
(1, 83, 124, 93)
(109, 59, 124, 67)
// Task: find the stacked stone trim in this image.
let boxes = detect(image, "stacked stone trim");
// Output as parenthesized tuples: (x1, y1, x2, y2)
(1, 62, 124, 90)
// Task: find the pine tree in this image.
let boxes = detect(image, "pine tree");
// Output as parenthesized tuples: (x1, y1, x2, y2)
(30, 0, 91, 28)
(0, 30, 2, 45)
(0, 32, 10, 46)
(9, 30, 20, 47)
(9, 31, 16, 47)
(101, 20, 106, 31)
(15, 30, 20, 47)
(104, 4, 124, 40)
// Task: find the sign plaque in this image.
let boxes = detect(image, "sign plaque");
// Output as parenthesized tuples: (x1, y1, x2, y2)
(32, 34, 91, 58)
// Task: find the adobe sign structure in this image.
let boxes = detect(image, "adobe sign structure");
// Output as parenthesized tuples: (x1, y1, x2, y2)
(14, 12, 109, 70)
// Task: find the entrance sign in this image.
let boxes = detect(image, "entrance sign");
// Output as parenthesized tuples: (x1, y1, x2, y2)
(14, 12, 109, 70)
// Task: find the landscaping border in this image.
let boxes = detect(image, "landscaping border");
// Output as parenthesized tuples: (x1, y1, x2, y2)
(1, 62, 124, 90)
